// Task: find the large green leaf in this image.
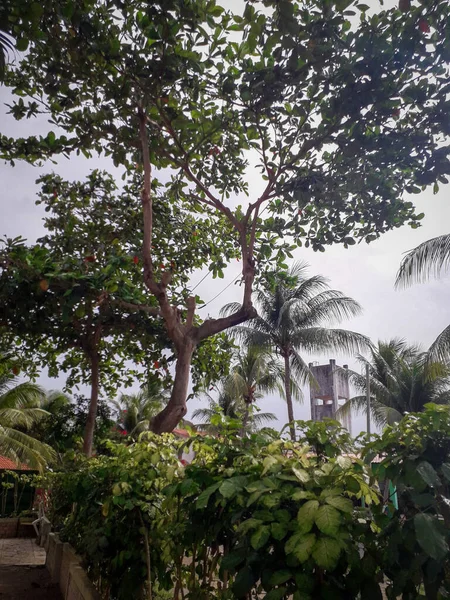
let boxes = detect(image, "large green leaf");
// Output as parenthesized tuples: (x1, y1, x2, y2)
(416, 461, 442, 488)
(232, 566, 255, 597)
(315, 505, 341, 537)
(441, 463, 450, 482)
(414, 513, 449, 561)
(297, 500, 319, 533)
(219, 476, 247, 499)
(312, 536, 342, 570)
(325, 496, 353, 514)
(269, 570, 292, 585)
(265, 588, 287, 600)
(195, 482, 220, 509)
(251, 525, 271, 550)
(292, 467, 310, 483)
(271, 521, 289, 540)
(285, 532, 316, 562)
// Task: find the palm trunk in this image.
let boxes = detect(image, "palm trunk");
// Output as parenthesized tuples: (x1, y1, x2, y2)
(284, 353, 296, 441)
(83, 351, 100, 456)
(240, 402, 250, 437)
(151, 340, 195, 433)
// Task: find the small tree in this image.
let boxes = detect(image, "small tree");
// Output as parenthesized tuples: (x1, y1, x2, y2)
(2, 0, 450, 433)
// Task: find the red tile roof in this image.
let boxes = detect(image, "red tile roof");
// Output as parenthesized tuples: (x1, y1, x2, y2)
(0, 456, 33, 471)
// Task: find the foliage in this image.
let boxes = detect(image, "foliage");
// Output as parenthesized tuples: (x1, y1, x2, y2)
(223, 262, 368, 439)
(0, 470, 35, 517)
(365, 405, 450, 599)
(0, 354, 55, 470)
(337, 339, 450, 426)
(111, 380, 169, 438)
(46, 421, 383, 600)
(31, 395, 115, 454)
(1, 0, 450, 433)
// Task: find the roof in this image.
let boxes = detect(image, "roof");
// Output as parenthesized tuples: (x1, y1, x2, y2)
(0, 456, 33, 471)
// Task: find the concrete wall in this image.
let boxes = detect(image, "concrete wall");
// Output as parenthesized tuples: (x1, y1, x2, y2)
(45, 533, 100, 600)
(0, 518, 19, 538)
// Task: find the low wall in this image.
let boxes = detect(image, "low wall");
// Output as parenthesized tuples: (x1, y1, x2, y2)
(45, 533, 100, 600)
(0, 517, 19, 538)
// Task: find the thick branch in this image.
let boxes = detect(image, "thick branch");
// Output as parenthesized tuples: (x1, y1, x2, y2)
(110, 298, 161, 317)
(138, 107, 154, 288)
(197, 305, 256, 341)
(185, 296, 196, 330)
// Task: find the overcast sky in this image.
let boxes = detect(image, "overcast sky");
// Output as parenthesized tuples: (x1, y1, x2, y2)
(1, 0, 449, 436)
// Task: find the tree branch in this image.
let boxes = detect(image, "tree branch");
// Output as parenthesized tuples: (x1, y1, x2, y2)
(138, 106, 155, 289)
(109, 298, 161, 317)
(197, 305, 257, 341)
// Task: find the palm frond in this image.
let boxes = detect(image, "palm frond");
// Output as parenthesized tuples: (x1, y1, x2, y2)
(0, 425, 56, 471)
(295, 327, 370, 355)
(396, 234, 450, 288)
(428, 324, 450, 365)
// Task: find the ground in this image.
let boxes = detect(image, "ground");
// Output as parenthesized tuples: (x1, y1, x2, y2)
(0, 539, 62, 599)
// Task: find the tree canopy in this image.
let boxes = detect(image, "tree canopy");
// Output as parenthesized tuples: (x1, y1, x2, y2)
(1, 0, 450, 435)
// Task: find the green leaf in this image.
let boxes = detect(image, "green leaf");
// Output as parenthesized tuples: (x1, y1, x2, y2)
(16, 38, 29, 52)
(325, 496, 353, 514)
(195, 482, 220, 508)
(297, 500, 319, 533)
(251, 525, 271, 550)
(441, 463, 450, 482)
(271, 521, 288, 540)
(414, 513, 449, 561)
(416, 461, 442, 488)
(269, 570, 292, 585)
(292, 490, 316, 501)
(232, 566, 254, 597)
(285, 533, 316, 562)
(219, 476, 247, 499)
(263, 455, 278, 474)
(315, 505, 341, 537)
(312, 536, 342, 570)
(292, 467, 310, 483)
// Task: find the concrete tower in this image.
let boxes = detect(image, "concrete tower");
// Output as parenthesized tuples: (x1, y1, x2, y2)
(309, 359, 351, 434)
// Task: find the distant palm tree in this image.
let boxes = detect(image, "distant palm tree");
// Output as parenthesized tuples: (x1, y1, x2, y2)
(193, 346, 281, 435)
(112, 379, 169, 437)
(337, 339, 450, 427)
(222, 262, 369, 440)
(0, 365, 55, 470)
(396, 234, 450, 363)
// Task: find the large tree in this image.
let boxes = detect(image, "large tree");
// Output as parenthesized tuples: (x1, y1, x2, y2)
(1, 0, 450, 433)
(337, 339, 450, 426)
(223, 262, 368, 439)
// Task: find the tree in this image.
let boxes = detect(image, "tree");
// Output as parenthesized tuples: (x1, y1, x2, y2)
(0, 171, 235, 455)
(112, 380, 169, 438)
(396, 233, 450, 363)
(0, 355, 55, 469)
(2, 0, 450, 434)
(337, 339, 450, 426)
(224, 262, 368, 440)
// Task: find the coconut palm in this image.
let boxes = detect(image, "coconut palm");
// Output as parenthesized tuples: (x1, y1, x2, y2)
(337, 339, 450, 427)
(0, 366, 55, 470)
(222, 262, 369, 440)
(193, 347, 280, 434)
(396, 234, 450, 363)
(112, 379, 169, 437)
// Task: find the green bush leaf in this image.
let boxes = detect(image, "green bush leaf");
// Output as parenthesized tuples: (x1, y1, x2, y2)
(271, 521, 288, 540)
(285, 532, 316, 562)
(416, 461, 442, 488)
(414, 513, 449, 561)
(265, 588, 288, 600)
(269, 569, 292, 585)
(324, 496, 353, 514)
(232, 566, 255, 597)
(195, 482, 220, 508)
(251, 525, 271, 549)
(292, 467, 310, 483)
(315, 505, 341, 537)
(297, 500, 319, 533)
(312, 536, 342, 570)
(441, 463, 450, 482)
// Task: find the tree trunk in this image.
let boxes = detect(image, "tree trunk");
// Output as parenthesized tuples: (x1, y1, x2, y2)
(240, 402, 251, 438)
(83, 351, 100, 456)
(284, 352, 296, 441)
(151, 340, 195, 433)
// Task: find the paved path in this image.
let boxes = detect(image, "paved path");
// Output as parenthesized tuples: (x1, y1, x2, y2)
(0, 539, 61, 599)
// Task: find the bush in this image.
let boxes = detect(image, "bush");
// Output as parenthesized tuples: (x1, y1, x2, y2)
(45, 408, 450, 599)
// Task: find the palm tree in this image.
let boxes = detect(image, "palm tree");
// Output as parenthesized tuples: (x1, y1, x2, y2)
(223, 262, 369, 440)
(112, 379, 169, 437)
(193, 347, 280, 434)
(396, 234, 450, 363)
(0, 366, 55, 470)
(337, 339, 450, 427)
